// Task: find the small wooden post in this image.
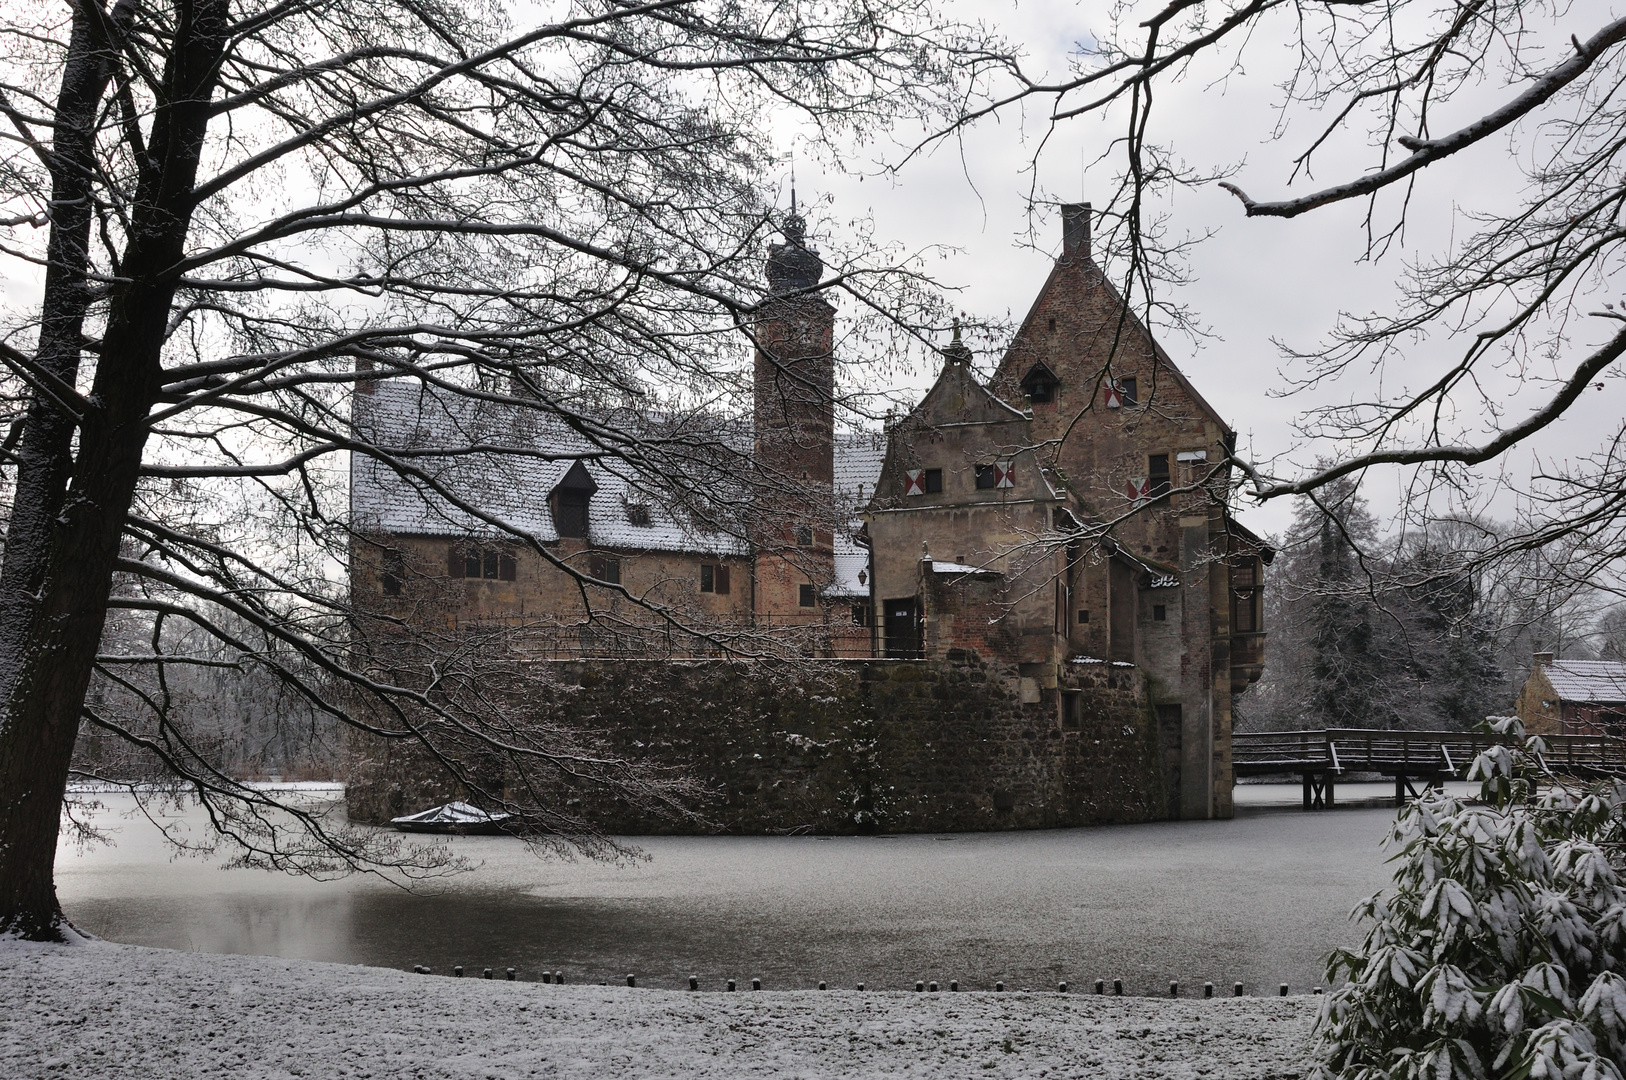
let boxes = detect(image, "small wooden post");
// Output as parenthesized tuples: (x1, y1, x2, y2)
(950, 981, 958, 992)
(542, 971, 551, 984)
(454, 966, 463, 977)
(1113, 979, 1123, 996)
(929, 982, 939, 992)
(996, 981, 1005, 992)
(1234, 982, 1243, 996)
(818, 982, 827, 990)
(752, 978, 761, 991)
(483, 968, 492, 979)
(506, 968, 515, 981)
(727, 979, 736, 992)
(689, 975, 699, 991)
(915, 981, 924, 992)
(1169, 981, 1178, 997)
(1279, 984, 1289, 997)
(554, 971, 563, 984)
(1204, 982, 1213, 998)
(626, 974, 636, 987)
(1058, 982, 1068, 994)
(856, 983, 865, 991)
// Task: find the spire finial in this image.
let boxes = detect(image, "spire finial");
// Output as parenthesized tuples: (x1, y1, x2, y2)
(940, 317, 972, 366)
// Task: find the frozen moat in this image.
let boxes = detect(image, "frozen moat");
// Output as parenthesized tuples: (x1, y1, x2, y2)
(55, 784, 1451, 994)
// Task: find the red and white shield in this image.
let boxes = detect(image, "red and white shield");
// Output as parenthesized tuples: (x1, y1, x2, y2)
(994, 461, 1015, 488)
(1103, 383, 1123, 409)
(904, 468, 927, 496)
(1127, 476, 1150, 502)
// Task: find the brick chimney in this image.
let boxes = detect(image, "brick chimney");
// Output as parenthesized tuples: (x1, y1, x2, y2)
(1061, 203, 1091, 261)
(1533, 651, 1555, 667)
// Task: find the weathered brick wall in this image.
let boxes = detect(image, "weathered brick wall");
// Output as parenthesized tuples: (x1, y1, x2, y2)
(346, 653, 1169, 833)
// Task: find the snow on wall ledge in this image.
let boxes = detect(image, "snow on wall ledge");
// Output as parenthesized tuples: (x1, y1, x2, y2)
(0, 937, 1316, 1080)
(345, 654, 1172, 834)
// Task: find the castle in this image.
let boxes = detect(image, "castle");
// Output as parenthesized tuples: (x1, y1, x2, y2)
(348, 203, 1270, 822)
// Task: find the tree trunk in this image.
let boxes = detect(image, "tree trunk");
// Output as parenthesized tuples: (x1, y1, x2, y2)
(0, 0, 229, 940)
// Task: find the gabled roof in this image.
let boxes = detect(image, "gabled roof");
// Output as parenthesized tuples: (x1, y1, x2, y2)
(1544, 660, 1626, 705)
(998, 255, 1234, 437)
(903, 351, 1027, 429)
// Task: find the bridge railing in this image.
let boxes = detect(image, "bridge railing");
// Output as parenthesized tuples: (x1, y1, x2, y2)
(1231, 730, 1332, 776)
(1234, 727, 1626, 780)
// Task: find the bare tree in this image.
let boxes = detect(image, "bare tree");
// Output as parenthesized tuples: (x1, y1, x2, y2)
(0, 0, 1004, 939)
(947, 1, 1626, 595)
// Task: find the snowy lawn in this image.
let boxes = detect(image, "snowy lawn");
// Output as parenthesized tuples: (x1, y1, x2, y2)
(0, 937, 1315, 1079)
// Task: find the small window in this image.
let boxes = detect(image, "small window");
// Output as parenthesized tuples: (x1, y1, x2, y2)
(923, 468, 943, 494)
(1119, 377, 1138, 406)
(975, 464, 997, 490)
(382, 550, 405, 596)
(1148, 454, 1171, 500)
(555, 490, 590, 538)
(795, 524, 814, 547)
(590, 555, 621, 585)
(464, 548, 482, 578)
(499, 552, 516, 581)
(1061, 691, 1080, 729)
(1233, 560, 1256, 590)
(625, 504, 652, 527)
(1152, 604, 1167, 622)
(1047, 317, 1056, 331)
(701, 563, 730, 595)
(1077, 609, 1090, 624)
(799, 584, 817, 608)
(482, 549, 499, 579)
(852, 603, 870, 626)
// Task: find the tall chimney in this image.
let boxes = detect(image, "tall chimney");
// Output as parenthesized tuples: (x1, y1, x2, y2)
(1533, 651, 1555, 668)
(1061, 202, 1091, 261)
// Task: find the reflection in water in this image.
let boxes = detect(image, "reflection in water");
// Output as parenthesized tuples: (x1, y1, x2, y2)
(57, 791, 1400, 993)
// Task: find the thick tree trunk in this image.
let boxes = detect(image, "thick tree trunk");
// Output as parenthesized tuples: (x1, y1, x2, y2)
(0, 0, 229, 940)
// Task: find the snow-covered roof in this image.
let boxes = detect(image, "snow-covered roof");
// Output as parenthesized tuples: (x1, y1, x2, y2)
(351, 382, 888, 570)
(829, 431, 887, 598)
(930, 560, 999, 577)
(350, 381, 750, 556)
(1545, 660, 1626, 704)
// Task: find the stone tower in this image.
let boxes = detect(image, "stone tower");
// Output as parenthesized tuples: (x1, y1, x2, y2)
(752, 202, 837, 629)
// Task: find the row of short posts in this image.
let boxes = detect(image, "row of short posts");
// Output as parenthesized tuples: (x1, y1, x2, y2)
(414, 967, 1322, 996)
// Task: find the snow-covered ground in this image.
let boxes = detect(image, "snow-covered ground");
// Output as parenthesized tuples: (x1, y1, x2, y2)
(0, 936, 1316, 1079)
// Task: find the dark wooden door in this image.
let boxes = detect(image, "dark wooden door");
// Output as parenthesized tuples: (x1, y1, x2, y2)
(883, 597, 921, 658)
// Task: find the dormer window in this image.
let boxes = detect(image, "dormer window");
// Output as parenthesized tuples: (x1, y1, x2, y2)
(551, 460, 597, 539)
(625, 503, 652, 527)
(1020, 361, 1060, 404)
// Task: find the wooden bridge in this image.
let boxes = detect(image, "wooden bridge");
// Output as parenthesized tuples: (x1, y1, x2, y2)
(1232, 728, 1626, 809)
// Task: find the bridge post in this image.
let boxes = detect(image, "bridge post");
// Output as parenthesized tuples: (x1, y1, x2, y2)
(1302, 772, 1312, 811)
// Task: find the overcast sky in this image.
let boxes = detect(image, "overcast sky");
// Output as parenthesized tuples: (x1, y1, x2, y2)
(791, 0, 1625, 543)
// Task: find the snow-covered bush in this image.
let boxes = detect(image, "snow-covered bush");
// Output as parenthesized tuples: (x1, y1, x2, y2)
(1311, 717, 1626, 1080)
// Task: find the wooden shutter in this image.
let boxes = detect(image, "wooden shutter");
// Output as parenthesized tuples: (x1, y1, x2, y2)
(715, 565, 730, 595)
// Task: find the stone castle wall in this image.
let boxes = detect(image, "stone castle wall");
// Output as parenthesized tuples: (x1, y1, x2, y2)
(346, 652, 1170, 834)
